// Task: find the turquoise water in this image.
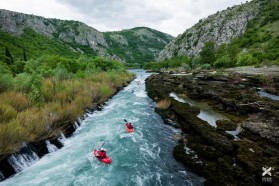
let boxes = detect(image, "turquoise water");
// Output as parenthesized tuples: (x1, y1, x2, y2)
(1, 70, 203, 186)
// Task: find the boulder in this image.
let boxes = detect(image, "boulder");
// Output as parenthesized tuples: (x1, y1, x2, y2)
(216, 120, 237, 131)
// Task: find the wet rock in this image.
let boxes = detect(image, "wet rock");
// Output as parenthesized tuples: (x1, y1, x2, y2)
(146, 71, 279, 186)
(187, 137, 223, 160)
(216, 120, 237, 131)
(171, 100, 234, 153)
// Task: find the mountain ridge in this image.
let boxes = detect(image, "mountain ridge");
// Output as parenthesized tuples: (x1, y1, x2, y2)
(0, 9, 174, 64)
(157, 0, 260, 61)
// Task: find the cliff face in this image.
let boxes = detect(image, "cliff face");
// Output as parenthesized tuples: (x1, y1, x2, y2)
(0, 9, 108, 56)
(0, 9, 173, 63)
(157, 0, 260, 61)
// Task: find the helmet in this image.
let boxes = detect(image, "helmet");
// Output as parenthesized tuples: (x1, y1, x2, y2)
(100, 147, 105, 151)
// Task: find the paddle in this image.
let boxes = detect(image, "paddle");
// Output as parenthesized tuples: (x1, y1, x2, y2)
(100, 142, 105, 149)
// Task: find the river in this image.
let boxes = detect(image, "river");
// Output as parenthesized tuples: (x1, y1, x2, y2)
(1, 70, 203, 186)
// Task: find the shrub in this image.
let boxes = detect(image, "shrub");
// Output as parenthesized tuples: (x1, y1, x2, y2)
(200, 63, 212, 69)
(236, 52, 259, 66)
(182, 63, 191, 71)
(191, 56, 202, 68)
(93, 57, 124, 71)
(0, 74, 14, 92)
(53, 63, 69, 80)
(213, 55, 234, 68)
(0, 61, 12, 74)
(14, 73, 32, 92)
(24, 59, 41, 73)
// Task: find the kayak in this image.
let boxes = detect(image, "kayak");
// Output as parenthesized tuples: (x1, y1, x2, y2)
(93, 149, 112, 164)
(126, 127, 134, 133)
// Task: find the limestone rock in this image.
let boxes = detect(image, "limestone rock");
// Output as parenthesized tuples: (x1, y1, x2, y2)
(157, 0, 260, 61)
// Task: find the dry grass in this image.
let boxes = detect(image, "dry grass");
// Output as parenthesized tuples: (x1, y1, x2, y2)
(0, 71, 134, 158)
(156, 99, 171, 109)
(0, 103, 17, 124)
(41, 79, 55, 102)
(0, 120, 28, 158)
(98, 84, 114, 101)
(0, 92, 31, 112)
(17, 108, 53, 141)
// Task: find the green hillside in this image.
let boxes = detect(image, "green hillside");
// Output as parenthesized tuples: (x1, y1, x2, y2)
(155, 0, 279, 70)
(0, 28, 92, 62)
(0, 10, 173, 65)
(104, 27, 173, 65)
(211, 0, 279, 68)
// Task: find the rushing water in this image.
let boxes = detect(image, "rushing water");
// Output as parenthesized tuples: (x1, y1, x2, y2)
(1, 70, 203, 186)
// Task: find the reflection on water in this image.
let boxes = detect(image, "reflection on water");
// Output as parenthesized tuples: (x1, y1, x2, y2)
(258, 89, 279, 101)
(170, 93, 241, 139)
(170, 93, 229, 127)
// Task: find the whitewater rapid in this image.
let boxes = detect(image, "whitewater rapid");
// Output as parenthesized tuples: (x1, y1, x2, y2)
(1, 70, 203, 186)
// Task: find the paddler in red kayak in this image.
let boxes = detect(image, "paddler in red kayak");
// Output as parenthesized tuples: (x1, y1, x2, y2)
(126, 122, 134, 129)
(95, 147, 106, 159)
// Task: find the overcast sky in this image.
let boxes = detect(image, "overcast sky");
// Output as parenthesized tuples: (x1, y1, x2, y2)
(0, 0, 249, 36)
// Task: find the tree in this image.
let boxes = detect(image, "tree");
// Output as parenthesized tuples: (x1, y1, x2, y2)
(5, 46, 13, 64)
(23, 49, 27, 61)
(236, 52, 259, 66)
(199, 41, 215, 65)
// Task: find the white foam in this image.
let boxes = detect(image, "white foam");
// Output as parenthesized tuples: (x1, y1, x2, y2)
(73, 122, 79, 129)
(58, 132, 67, 145)
(170, 93, 187, 103)
(45, 140, 58, 153)
(155, 172, 162, 185)
(119, 133, 137, 142)
(134, 90, 147, 98)
(8, 152, 39, 173)
(0, 171, 4, 181)
(179, 170, 187, 176)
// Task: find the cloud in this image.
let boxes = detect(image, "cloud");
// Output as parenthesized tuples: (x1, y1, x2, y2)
(0, 0, 248, 36)
(0, 0, 84, 21)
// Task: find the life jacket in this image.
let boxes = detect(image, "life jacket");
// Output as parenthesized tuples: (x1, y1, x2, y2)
(97, 150, 106, 158)
(126, 123, 134, 129)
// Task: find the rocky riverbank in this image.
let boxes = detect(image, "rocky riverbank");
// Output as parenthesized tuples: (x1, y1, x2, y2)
(146, 69, 279, 185)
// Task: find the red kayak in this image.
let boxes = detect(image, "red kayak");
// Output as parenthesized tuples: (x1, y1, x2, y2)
(125, 123, 134, 133)
(126, 127, 134, 133)
(93, 149, 112, 164)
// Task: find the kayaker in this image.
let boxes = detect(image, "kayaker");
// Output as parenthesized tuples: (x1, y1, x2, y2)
(126, 122, 134, 129)
(96, 147, 106, 158)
